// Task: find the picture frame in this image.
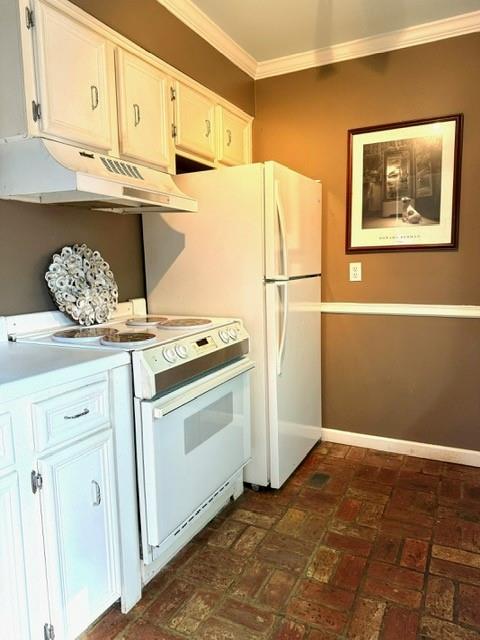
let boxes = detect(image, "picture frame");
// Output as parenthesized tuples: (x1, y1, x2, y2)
(346, 114, 463, 252)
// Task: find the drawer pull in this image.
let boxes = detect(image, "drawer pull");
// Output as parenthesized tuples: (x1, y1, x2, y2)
(205, 119, 211, 137)
(91, 480, 102, 506)
(226, 129, 232, 146)
(90, 85, 99, 111)
(64, 408, 90, 420)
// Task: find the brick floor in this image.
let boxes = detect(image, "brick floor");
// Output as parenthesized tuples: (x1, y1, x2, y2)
(83, 443, 480, 639)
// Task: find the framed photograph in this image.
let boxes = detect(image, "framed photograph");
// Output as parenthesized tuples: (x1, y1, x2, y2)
(346, 114, 463, 252)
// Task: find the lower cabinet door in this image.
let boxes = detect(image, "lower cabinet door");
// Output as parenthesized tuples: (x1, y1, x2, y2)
(0, 471, 31, 640)
(39, 430, 120, 640)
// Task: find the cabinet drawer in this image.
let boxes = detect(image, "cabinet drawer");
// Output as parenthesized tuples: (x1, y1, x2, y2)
(0, 412, 14, 471)
(32, 377, 110, 451)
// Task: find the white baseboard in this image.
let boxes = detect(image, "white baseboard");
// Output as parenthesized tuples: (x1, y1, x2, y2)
(322, 428, 480, 468)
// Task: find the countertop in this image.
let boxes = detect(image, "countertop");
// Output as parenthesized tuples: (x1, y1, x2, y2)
(0, 341, 130, 403)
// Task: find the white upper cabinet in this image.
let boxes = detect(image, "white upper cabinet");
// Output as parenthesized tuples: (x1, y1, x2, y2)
(116, 49, 172, 170)
(173, 81, 216, 162)
(32, 0, 115, 151)
(216, 105, 252, 166)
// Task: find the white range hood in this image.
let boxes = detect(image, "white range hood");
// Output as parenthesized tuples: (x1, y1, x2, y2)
(0, 138, 197, 214)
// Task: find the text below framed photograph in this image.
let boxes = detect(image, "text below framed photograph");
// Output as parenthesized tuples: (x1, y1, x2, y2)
(346, 114, 463, 252)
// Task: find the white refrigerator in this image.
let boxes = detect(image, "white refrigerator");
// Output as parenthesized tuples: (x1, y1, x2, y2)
(143, 161, 322, 488)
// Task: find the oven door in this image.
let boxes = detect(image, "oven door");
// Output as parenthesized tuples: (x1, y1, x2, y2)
(139, 357, 253, 549)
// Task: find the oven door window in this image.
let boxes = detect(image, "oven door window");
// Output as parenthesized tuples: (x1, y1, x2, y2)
(140, 370, 251, 548)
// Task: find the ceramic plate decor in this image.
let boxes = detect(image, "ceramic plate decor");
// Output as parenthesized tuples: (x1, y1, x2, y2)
(45, 244, 118, 326)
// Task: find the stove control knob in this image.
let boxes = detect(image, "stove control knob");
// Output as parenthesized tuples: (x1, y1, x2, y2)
(219, 329, 230, 343)
(175, 344, 188, 359)
(228, 327, 239, 340)
(163, 347, 177, 363)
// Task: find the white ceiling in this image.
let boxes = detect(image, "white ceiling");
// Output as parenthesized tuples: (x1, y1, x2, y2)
(190, 0, 480, 61)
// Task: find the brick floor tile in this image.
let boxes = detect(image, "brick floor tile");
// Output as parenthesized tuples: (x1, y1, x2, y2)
(420, 615, 480, 640)
(439, 478, 463, 502)
(306, 545, 340, 582)
(379, 518, 432, 541)
(336, 498, 362, 522)
(179, 548, 245, 590)
(362, 576, 422, 608)
(371, 534, 401, 564)
(296, 579, 355, 611)
(258, 570, 297, 609)
(295, 488, 339, 514)
(430, 557, 480, 586)
(400, 538, 429, 571)
(169, 589, 220, 633)
(333, 554, 366, 591)
(298, 513, 330, 541)
(425, 575, 454, 620)
(397, 470, 439, 492)
(272, 618, 307, 640)
(231, 560, 271, 599)
(328, 443, 350, 458)
(286, 597, 347, 632)
(459, 583, 480, 630)
(345, 446, 367, 461)
(196, 616, 264, 639)
(240, 494, 287, 519)
(85, 606, 132, 640)
(346, 597, 385, 640)
(307, 630, 338, 640)
(208, 519, 246, 548)
(376, 468, 399, 485)
(232, 508, 278, 529)
(233, 526, 267, 556)
(432, 544, 480, 568)
(389, 487, 436, 515)
(350, 478, 392, 498)
(346, 486, 389, 506)
(367, 560, 424, 590)
(162, 541, 199, 575)
(329, 520, 377, 541)
(255, 545, 309, 574)
(464, 484, 480, 501)
(324, 531, 372, 557)
(275, 508, 308, 536)
(262, 531, 315, 556)
(121, 619, 180, 639)
(217, 598, 275, 634)
(357, 502, 384, 528)
(380, 606, 419, 640)
(144, 578, 192, 624)
(364, 450, 403, 470)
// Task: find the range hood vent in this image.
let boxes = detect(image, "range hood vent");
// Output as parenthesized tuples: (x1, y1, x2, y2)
(0, 138, 197, 214)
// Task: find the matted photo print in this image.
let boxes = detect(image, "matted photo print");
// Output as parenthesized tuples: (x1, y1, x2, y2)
(346, 114, 463, 252)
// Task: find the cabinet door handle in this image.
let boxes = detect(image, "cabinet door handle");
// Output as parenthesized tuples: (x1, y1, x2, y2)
(133, 103, 141, 126)
(64, 408, 90, 420)
(226, 129, 232, 146)
(205, 119, 211, 137)
(90, 85, 99, 110)
(91, 480, 101, 506)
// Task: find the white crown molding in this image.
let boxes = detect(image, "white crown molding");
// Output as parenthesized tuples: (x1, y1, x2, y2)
(156, 0, 257, 78)
(322, 428, 480, 468)
(256, 10, 480, 79)
(319, 302, 480, 319)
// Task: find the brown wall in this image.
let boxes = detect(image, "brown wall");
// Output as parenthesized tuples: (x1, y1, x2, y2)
(0, 0, 254, 316)
(254, 34, 480, 448)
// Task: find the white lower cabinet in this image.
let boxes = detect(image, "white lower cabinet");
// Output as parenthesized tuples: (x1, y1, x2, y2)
(0, 367, 137, 640)
(0, 471, 31, 639)
(38, 430, 120, 640)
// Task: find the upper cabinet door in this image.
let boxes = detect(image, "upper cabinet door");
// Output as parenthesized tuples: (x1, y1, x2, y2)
(33, 1, 115, 151)
(216, 106, 251, 166)
(173, 81, 216, 161)
(116, 49, 172, 170)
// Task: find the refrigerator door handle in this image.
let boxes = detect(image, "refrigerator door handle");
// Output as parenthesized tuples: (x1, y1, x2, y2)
(276, 281, 289, 376)
(275, 180, 289, 278)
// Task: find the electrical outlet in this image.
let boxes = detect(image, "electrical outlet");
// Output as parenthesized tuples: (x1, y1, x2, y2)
(349, 262, 362, 282)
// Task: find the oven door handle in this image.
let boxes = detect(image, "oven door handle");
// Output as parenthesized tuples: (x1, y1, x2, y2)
(153, 358, 255, 419)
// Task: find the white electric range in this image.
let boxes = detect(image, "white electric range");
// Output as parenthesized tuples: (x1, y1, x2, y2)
(6, 299, 254, 584)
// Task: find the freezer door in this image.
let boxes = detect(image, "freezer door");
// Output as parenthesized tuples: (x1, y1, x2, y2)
(265, 162, 322, 279)
(265, 276, 321, 488)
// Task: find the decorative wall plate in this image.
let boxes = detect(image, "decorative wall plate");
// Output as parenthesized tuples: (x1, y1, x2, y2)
(45, 244, 118, 326)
